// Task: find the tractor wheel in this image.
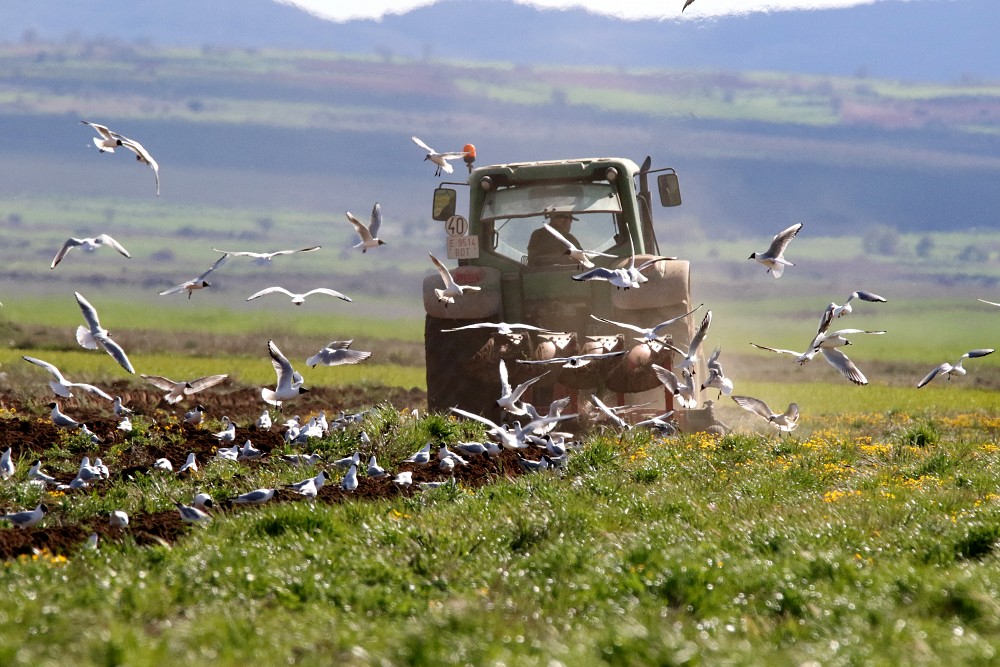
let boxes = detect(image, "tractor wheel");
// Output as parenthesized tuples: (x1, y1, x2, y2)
(424, 315, 502, 421)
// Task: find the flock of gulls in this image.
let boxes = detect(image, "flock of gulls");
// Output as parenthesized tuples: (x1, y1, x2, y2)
(2, 121, 997, 533)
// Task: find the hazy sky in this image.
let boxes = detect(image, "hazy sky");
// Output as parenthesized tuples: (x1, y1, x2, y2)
(281, 0, 905, 22)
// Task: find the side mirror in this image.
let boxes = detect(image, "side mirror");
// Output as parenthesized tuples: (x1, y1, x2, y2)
(657, 172, 682, 207)
(432, 187, 457, 221)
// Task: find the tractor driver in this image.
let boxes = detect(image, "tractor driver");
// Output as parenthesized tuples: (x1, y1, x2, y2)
(526, 211, 581, 267)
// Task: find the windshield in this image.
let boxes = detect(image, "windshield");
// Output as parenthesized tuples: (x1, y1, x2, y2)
(481, 182, 624, 266)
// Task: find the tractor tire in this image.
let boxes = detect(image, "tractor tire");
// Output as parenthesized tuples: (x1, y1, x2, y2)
(424, 315, 503, 421)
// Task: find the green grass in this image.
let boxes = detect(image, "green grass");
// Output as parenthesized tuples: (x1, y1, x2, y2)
(4, 409, 1000, 664)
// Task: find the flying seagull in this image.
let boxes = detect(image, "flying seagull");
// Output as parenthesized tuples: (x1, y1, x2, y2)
(590, 304, 703, 346)
(346, 203, 386, 253)
(22, 356, 113, 400)
(517, 350, 626, 369)
(74, 291, 135, 373)
(731, 395, 800, 432)
(541, 222, 615, 269)
(442, 321, 552, 335)
(748, 222, 803, 278)
(429, 252, 481, 305)
(829, 290, 887, 318)
(262, 339, 309, 406)
(140, 374, 228, 404)
(50, 234, 131, 269)
(159, 254, 229, 299)
(81, 120, 123, 153)
(246, 286, 352, 306)
(117, 135, 160, 196)
(211, 246, 321, 263)
(411, 136, 468, 176)
(305, 340, 372, 367)
(917, 349, 995, 388)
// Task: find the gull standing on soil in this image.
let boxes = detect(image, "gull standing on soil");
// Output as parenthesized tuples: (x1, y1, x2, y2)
(74, 292, 135, 373)
(829, 290, 887, 318)
(262, 340, 309, 406)
(280, 453, 322, 467)
(177, 452, 198, 475)
(109, 510, 129, 528)
(237, 440, 262, 461)
(50, 234, 131, 269)
(113, 397, 132, 418)
(2, 503, 48, 529)
(229, 488, 276, 506)
(701, 347, 734, 397)
(333, 452, 360, 469)
(212, 416, 236, 443)
(541, 222, 615, 269)
(140, 373, 228, 404)
(159, 254, 229, 299)
(246, 286, 352, 306)
(428, 252, 481, 305)
(287, 470, 327, 496)
(256, 409, 272, 430)
(154, 458, 173, 472)
(117, 135, 160, 196)
(341, 464, 359, 491)
(497, 359, 548, 416)
(392, 471, 413, 486)
(21, 356, 114, 400)
(81, 120, 123, 152)
(748, 223, 803, 278)
(49, 402, 82, 429)
(367, 455, 388, 479)
(211, 246, 321, 263)
(175, 501, 211, 523)
(411, 136, 468, 176)
(117, 416, 132, 432)
(184, 405, 206, 426)
(28, 461, 56, 486)
(917, 349, 995, 388)
(346, 203, 387, 253)
(731, 396, 800, 432)
(306, 340, 372, 367)
(402, 443, 432, 465)
(0, 448, 14, 480)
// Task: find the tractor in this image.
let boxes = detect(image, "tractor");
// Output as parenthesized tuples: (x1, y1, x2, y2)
(423, 155, 725, 433)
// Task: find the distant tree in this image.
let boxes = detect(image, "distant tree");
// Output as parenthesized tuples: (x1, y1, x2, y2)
(862, 224, 900, 256)
(957, 244, 989, 263)
(915, 235, 934, 258)
(7, 213, 22, 227)
(255, 216, 274, 233)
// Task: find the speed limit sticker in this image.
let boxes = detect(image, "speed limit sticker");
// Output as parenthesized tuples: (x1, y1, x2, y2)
(445, 215, 469, 236)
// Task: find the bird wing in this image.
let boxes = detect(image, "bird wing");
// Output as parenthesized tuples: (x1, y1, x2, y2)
(81, 120, 115, 139)
(118, 137, 160, 195)
(97, 234, 131, 258)
(765, 222, 803, 257)
(635, 256, 672, 274)
(853, 290, 887, 303)
(246, 286, 293, 301)
(99, 335, 135, 374)
(302, 288, 352, 302)
(511, 372, 548, 401)
(965, 348, 996, 359)
(196, 253, 229, 282)
(650, 304, 705, 337)
(820, 347, 868, 385)
(428, 253, 456, 288)
(22, 356, 66, 382)
(750, 342, 804, 358)
(141, 374, 181, 391)
(369, 202, 382, 238)
(411, 136, 433, 152)
(706, 347, 723, 371)
(268, 340, 295, 388)
(498, 359, 511, 393)
(212, 248, 263, 258)
(50, 238, 85, 269)
(731, 395, 774, 421)
(542, 223, 577, 250)
(450, 406, 501, 432)
(979, 299, 1000, 308)
(309, 349, 370, 366)
(917, 363, 950, 388)
(186, 375, 229, 393)
(650, 363, 680, 393)
(688, 310, 713, 357)
(572, 267, 616, 282)
(74, 292, 103, 332)
(590, 314, 647, 335)
(346, 212, 373, 242)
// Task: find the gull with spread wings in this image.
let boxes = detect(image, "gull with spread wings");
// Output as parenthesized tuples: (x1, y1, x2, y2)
(140, 374, 229, 404)
(74, 292, 135, 374)
(159, 254, 229, 299)
(748, 222, 802, 278)
(51, 234, 131, 269)
(411, 136, 468, 176)
(246, 286, 352, 306)
(428, 252, 480, 305)
(346, 203, 386, 253)
(211, 246, 320, 263)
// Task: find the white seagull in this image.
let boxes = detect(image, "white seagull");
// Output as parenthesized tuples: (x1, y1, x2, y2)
(50, 234, 131, 269)
(517, 350, 626, 369)
(497, 359, 548, 416)
(306, 340, 372, 367)
(177, 452, 199, 475)
(449, 407, 531, 450)
(589, 394, 629, 430)
(411, 136, 468, 176)
(2, 503, 48, 529)
(367, 455, 388, 479)
(402, 443, 432, 465)
(262, 340, 309, 406)
(428, 252, 481, 305)
(184, 405, 206, 425)
(917, 349, 995, 388)
(212, 416, 236, 443)
(211, 246, 320, 263)
(731, 396, 800, 432)
(442, 321, 552, 335)
(346, 203, 386, 253)
(109, 510, 129, 528)
(341, 464, 359, 491)
(700, 347, 734, 397)
(81, 120, 123, 152)
(175, 501, 211, 523)
(229, 488, 276, 506)
(246, 286, 352, 306)
(541, 222, 615, 269)
(140, 373, 228, 404)
(748, 222, 803, 278)
(159, 254, 229, 299)
(21, 356, 113, 400)
(590, 304, 702, 347)
(651, 365, 697, 409)
(74, 292, 135, 373)
(118, 135, 160, 196)
(49, 401, 82, 429)
(829, 290, 887, 318)
(0, 448, 13, 480)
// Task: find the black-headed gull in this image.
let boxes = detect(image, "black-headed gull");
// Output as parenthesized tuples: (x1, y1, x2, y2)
(402, 443, 432, 464)
(651, 365, 697, 409)
(442, 321, 551, 335)
(229, 488, 276, 505)
(367, 455, 388, 479)
(748, 223, 802, 278)
(49, 401, 82, 429)
(159, 254, 229, 299)
(306, 340, 372, 367)
(590, 304, 702, 346)
(731, 396, 800, 431)
(700, 348, 734, 397)
(74, 292, 135, 374)
(184, 405, 206, 425)
(497, 359, 548, 416)
(246, 286, 351, 306)
(117, 135, 160, 196)
(589, 394, 630, 430)
(0, 448, 13, 480)
(449, 407, 530, 450)
(141, 374, 228, 404)
(411, 136, 468, 176)
(341, 464, 359, 491)
(917, 349, 995, 388)
(541, 222, 615, 269)
(517, 350, 626, 369)
(2, 503, 48, 529)
(177, 452, 198, 475)
(346, 203, 386, 253)
(212, 416, 235, 443)
(428, 253, 481, 305)
(211, 246, 320, 262)
(829, 290, 887, 318)
(81, 120, 123, 153)
(393, 471, 413, 485)
(175, 501, 211, 523)
(109, 510, 129, 528)
(262, 340, 309, 406)
(22, 355, 113, 400)
(50, 234, 131, 269)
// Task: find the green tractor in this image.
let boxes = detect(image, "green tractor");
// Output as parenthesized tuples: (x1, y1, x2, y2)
(423, 156, 725, 433)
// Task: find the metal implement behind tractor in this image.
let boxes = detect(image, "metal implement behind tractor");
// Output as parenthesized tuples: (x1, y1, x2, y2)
(423, 156, 725, 433)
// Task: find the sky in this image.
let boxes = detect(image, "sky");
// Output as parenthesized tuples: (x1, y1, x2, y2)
(280, 0, 902, 22)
